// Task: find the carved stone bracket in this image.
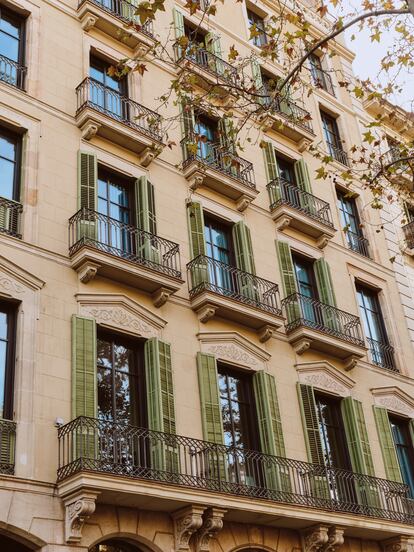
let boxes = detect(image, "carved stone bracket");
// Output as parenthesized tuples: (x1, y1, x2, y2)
(172, 505, 206, 552)
(316, 234, 330, 249)
(298, 137, 312, 152)
(382, 536, 414, 552)
(258, 324, 276, 343)
(197, 304, 217, 323)
(80, 13, 98, 31)
(322, 527, 345, 552)
(301, 525, 330, 552)
(76, 261, 100, 283)
(189, 173, 205, 191)
(152, 287, 173, 308)
(138, 146, 162, 167)
(344, 354, 359, 371)
(274, 214, 291, 231)
(236, 195, 251, 212)
(195, 508, 227, 552)
(64, 491, 99, 544)
(134, 42, 151, 59)
(292, 337, 312, 355)
(81, 121, 100, 140)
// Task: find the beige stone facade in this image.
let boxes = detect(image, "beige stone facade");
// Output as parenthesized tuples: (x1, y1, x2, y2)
(1, 0, 414, 552)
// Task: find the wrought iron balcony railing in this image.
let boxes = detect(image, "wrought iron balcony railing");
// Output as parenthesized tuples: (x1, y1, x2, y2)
(267, 178, 334, 228)
(174, 42, 238, 88)
(69, 208, 181, 278)
(0, 419, 16, 475)
(345, 230, 370, 258)
(187, 255, 281, 316)
(260, 89, 314, 134)
(327, 143, 349, 166)
(76, 77, 163, 142)
(78, 0, 154, 36)
(367, 337, 397, 372)
(403, 220, 414, 249)
(0, 197, 23, 239)
(57, 416, 414, 525)
(282, 292, 365, 347)
(310, 67, 335, 96)
(0, 53, 26, 90)
(181, 135, 256, 189)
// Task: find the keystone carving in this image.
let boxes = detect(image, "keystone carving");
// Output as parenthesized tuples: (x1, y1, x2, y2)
(195, 508, 227, 552)
(172, 506, 206, 552)
(81, 122, 100, 140)
(64, 491, 98, 543)
(382, 536, 414, 552)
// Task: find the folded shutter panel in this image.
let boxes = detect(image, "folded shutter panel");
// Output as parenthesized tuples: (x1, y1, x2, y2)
(77, 150, 98, 241)
(341, 397, 375, 475)
(276, 240, 299, 322)
(197, 352, 224, 444)
(314, 258, 337, 307)
(135, 177, 159, 263)
(173, 7, 185, 58)
(373, 406, 402, 482)
(263, 142, 281, 206)
(186, 201, 208, 289)
(232, 221, 256, 274)
(251, 60, 264, 104)
(294, 159, 313, 193)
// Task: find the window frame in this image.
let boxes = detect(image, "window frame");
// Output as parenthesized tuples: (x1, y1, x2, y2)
(246, 8, 267, 47)
(388, 414, 414, 497)
(89, 55, 128, 97)
(320, 110, 342, 151)
(0, 301, 18, 421)
(292, 253, 319, 300)
(0, 6, 26, 69)
(355, 284, 389, 345)
(0, 126, 22, 202)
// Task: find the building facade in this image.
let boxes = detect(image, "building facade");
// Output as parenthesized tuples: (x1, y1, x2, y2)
(1, 0, 414, 552)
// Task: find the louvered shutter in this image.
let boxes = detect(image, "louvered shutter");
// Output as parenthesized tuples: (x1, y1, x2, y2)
(77, 150, 98, 241)
(135, 176, 159, 264)
(197, 352, 224, 444)
(314, 258, 338, 330)
(233, 222, 258, 302)
(294, 159, 312, 193)
(251, 60, 265, 104)
(0, 421, 15, 470)
(186, 201, 208, 288)
(373, 406, 402, 483)
(72, 315, 97, 460)
(173, 8, 185, 58)
(180, 102, 196, 162)
(145, 338, 178, 473)
(297, 383, 330, 499)
(205, 33, 224, 76)
(263, 142, 281, 206)
(276, 240, 300, 322)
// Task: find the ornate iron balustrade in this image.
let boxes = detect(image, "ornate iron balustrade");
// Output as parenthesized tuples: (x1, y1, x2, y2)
(260, 90, 314, 134)
(345, 230, 370, 258)
(174, 42, 238, 88)
(267, 178, 333, 228)
(0, 197, 23, 239)
(181, 135, 256, 189)
(327, 143, 349, 166)
(78, 0, 154, 36)
(403, 220, 414, 249)
(367, 337, 397, 372)
(282, 292, 365, 347)
(76, 77, 163, 142)
(310, 67, 335, 96)
(57, 416, 414, 525)
(0, 53, 26, 90)
(69, 208, 181, 278)
(187, 254, 281, 316)
(0, 419, 16, 475)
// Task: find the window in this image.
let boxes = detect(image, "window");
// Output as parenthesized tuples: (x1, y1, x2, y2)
(321, 111, 348, 165)
(356, 285, 395, 371)
(89, 56, 127, 118)
(0, 303, 17, 420)
(337, 190, 369, 257)
(97, 331, 146, 426)
(314, 393, 352, 470)
(204, 216, 234, 290)
(247, 9, 267, 47)
(0, 127, 21, 202)
(194, 115, 218, 160)
(389, 416, 414, 497)
(0, 8, 25, 88)
(292, 255, 319, 323)
(309, 54, 334, 95)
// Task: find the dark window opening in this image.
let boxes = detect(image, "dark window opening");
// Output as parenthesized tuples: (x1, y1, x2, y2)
(389, 415, 414, 497)
(0, 7, 25, 88)
(194, 114, 219, 160)
(0, 302, 17, 420)
(337, 190, 369, 257)
(0, 127, 21, 202)
(292, 255, 321, 324)
(204, 215, 235, 291)
(90, 539, 141, 552)
(247, 9, 267, 47)
(89, 56, 128, 118)
(321, 111, 347, 164)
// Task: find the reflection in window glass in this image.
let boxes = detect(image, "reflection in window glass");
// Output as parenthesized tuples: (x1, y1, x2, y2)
(0, 129, 20, 200)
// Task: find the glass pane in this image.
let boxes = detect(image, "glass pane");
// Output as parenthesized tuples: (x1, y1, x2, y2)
(114, 343, 131, 372)
(0, 159, 15, 199)
(0, 15, 21, 39)
(90, 65, 105, 83)
(0, 341, 6, 418)
(0, 33, 19, 61)
(97, 367, 113, 421)
(97, 339, 112, 368)
(0, 312, 7, 339)
(0, 134, 16, 161)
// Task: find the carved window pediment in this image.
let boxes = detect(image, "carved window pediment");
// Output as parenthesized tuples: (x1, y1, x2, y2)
(372, 386, 414, 418)
(296, 361, 355, 396)
(0, 256, 44, 298)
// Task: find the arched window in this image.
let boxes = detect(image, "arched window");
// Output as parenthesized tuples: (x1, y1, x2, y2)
(90, 539, 140, 552)
(0, 534, 34, 552)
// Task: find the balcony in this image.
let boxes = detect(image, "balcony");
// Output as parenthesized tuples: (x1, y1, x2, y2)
(181, 136, 258, 211)
(259, 93, 315, 151)
(0, 419, 16, 475)
(174, 43, 238, 99)
(311, 67, 335, 96)
(68, 208, 183, 306)
(367, 337, 397, 373)
(77, 0, 155, 53)
(345, 230, 370, 258)
(0, 197, 23, 239)
(381, 147, 412, 187)
(75, 78, 163, 165)
(0, 53, 26, 90)
(57, 416, 414, 535)
(267, 178, 335, 248)
(403, 220, 414, 251)
(187, 255, 283, 341)
(281, 293, 366, 368)
(327, 144, 349, 167)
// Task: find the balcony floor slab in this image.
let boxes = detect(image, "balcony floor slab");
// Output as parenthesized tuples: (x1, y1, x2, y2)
(271, 203, 336, 246)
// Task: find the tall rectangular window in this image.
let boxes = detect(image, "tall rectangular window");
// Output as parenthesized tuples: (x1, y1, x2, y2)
(292, 255, 321, 326)
(89, 56, 128, 118)
(0, 8, 25, 88)
(337, 190, 369, 257)
(247, 9, 267, 47)
(204, 216, 234, 291)
(0, 303, 17, 420)
(321, 111, 348, 165)
(389, 416, 414, 497)
(0, 127, 21, 202)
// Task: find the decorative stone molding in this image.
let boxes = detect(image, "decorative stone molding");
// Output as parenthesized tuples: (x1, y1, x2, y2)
(198, 331, 270, 370)
(196, 304, 217, 323)
(0, 256, 45, 297)
(76, 261, 100, 283)
(134, 43, 151, 59)
(344, 354, 359, 371)
(80, 13, 98, 30)
(382, 536, 414, 552)
(81, 121, 100, 140)
(64, 491, 99, 543)
(316, 234, 330, 249)
(138, 146, 161, 167)
(258, 324, 276, 343)
(301, 525, 330, 552)
(274, 214, 291, 232)
(236, 195, 251, 212)
(298, 137, 312, 152)
(77, 293, 166, 338)
(152, 287, 173, 308)
(172, 505, 206, 552)
(296, 361, 355, 397)
(322, 527, 345, 552)
(372, 386, 414, 418)
(189, 173, 205, 191)
(292, 337, 312, 355)
(195, 508, 226, 552)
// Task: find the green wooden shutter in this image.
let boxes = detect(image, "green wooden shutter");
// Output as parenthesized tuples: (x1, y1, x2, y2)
(135, 177, 159, 264)
(294, 159, 312, 194)
(233, 221, 256, 274)
(77, 150, 98, 241)
(145, 338, 178, 473)
(341, 397, 375, 475)
(314, 258, 336, 306)
(251, 59, 265, 104)
(72, 315, 97, 418)
(373, 406, 402, 483)
(276, 240, 299, 322)
(0, 421, 15, 469)
(197, 352, 224, 444)
(173, 7, 185, 46)
(187, 201, 206, 258)
(180, 102, 196, 162)
(263, 142, 281, 206)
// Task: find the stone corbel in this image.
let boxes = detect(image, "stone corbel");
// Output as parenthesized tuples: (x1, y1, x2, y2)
(344, 354, 359, 371)
(172, 505, 206, 552)
(298, 137, 312, 153)
(197, 304, 217, 323)
(64, 491, 99, 544)
(382, 536, 414, 552)
(236, 195, 251, 212)
(152, 287, 173, 308)
(292, 337, 312, 355)
(81, 122, 100, 141)
(258, 324, 276, 343)
(301, 525, 330, 552)
(76, 261, 100, 283)
(138, 146, 162, 167)
(80, 14, 98, 31)
(321, 527, 345, 552)
(259, 115, 274, 133)
(134, 42, 151, 59)
(220, 94, 237, 110)
(189, 173, 205, 191)
(316, 234, 330, 249)
(195, 508, 227, 552)
(274, 214, 291, 231)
